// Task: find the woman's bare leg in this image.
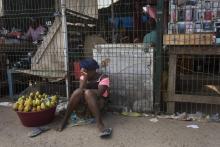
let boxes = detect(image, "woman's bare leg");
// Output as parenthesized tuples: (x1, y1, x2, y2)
(58, 88, 84, 131)
(84, 90, 105, 132)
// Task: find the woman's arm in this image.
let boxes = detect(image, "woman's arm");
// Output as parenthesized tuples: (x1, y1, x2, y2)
(98, 77, 110, 97)
(97, 85, 108, 97)
(79, 71, 88, 89)
(22, 27, 32, 41)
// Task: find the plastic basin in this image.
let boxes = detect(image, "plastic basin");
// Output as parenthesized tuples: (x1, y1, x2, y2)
(16, 106, 56, 127)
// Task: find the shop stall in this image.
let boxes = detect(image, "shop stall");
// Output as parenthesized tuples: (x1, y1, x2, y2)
(164, 0, 220, 113)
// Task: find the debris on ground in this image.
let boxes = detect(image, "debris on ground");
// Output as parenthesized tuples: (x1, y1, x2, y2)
(157, 114, 175, 119)
(157, 112, 220, 123)
(209, 113, 220, 122)
(187, 112, 203, 121)
(55, 101, 67, 115)
(71, 112, 95, 127)
(186, 124, 199, 129)
(0, 102, 13, 107)
(143, 113, 150, 117)
(99, 128, 112, 138)
(121, 112, 143, 117)
(149, 118, 159, 123)
(175, 112, 188, 121)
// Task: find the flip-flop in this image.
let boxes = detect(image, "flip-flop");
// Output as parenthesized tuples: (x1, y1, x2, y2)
(99, 128, 112, 138)
(28, 126, 50, 138)
(28, 128, 42, 138)
(39, 126, 50, 132)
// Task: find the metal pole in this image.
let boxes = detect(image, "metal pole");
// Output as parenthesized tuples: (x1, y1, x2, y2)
(61, 0, 70, 99)
(154, 0, 164, 112)
(111, 0, 115, 43)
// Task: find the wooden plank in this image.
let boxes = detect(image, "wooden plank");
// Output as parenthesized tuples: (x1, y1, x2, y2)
(169, 46, 220, 55)
(167, 46, 220, 111)
(166, 54, 177, 102)
(15, 69, 65, 79)
(166, 54, 177, 113)
(168, 94, 220, 105)
(0, 43, 35, 53)
(32, 17, 61, 64)
(179, 74, 220, 81)
(163, 34, 213, 45)
(167, 102, 175, 114)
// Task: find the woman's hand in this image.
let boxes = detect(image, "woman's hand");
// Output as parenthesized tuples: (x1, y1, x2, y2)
(79, 68, 88, 89)
(80, 71, 88, 80)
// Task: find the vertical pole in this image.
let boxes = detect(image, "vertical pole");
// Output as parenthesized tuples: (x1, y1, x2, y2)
(7, 69, 14, 99)
(0, 0, 3, 16)
(61, 0, 69, 99)
(111, 0, 115, 43)
(154, 0, 164, 112)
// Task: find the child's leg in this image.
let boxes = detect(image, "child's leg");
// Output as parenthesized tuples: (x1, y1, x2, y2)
(58, 88, 84, 131)
(84, 89, 105, 132)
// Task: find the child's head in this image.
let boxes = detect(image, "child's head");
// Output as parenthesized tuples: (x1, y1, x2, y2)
(80, 58, 99, 79)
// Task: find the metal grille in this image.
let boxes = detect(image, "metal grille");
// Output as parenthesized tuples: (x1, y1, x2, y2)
(3, 0, 220, 115)
(2, 0, 220, 115)
(66, 0, 156, 112)
(164, 0, 220, 114)
(0, 0, 158, 113)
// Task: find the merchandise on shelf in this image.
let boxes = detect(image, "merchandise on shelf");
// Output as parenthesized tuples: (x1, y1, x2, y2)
(168, 0, 220, 34)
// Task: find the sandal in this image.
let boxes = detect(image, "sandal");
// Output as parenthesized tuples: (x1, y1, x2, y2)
(99, 128, 112, 138)
(28, 126, 50, 138)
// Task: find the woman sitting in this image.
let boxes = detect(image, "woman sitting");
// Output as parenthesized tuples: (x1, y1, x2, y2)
(58, 58, 112, 137)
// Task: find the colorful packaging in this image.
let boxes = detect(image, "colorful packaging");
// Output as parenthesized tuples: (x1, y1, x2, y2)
(194, 9, 205, 21)
(202, 21, 214, 32)
(170, 4, 177, 23)
(195, 22, 202, 32)
(185, 22, 194, 33)
(185, 6, 193, 21)
(177, 22, 186, 34)
(168, 23, 177, 34)
(178, 8, 185, 21)
(216, 26, 220, 37)
(204, 11, 213, 20)
(217, 10, 220, 18)
(212, 2, 219, 9)
(203, 1, 211, 9)
(214, 22, 220, 32)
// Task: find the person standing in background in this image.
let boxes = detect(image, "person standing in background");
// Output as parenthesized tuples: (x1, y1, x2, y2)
(24, 18, 46, 42)
(143, 5, 157, 50)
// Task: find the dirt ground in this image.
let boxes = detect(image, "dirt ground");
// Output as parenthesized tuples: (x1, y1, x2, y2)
(1, 106, 220, 147)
